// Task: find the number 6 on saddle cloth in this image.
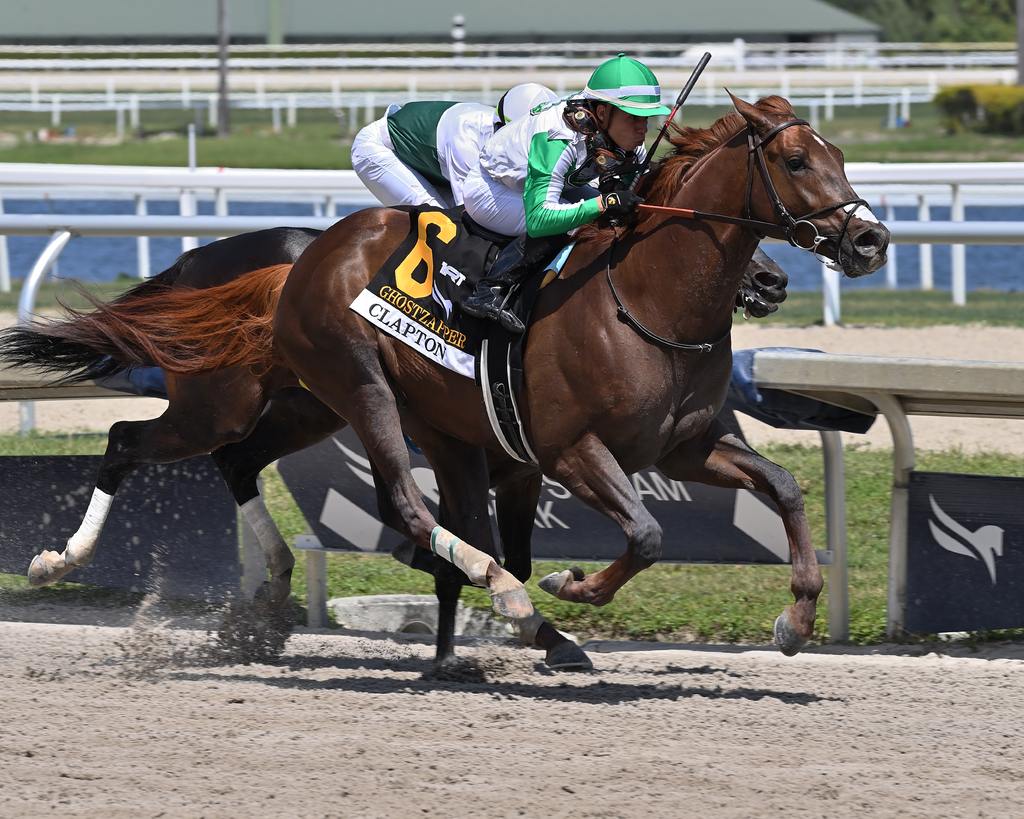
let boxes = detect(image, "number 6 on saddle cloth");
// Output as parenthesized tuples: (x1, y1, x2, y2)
(347, 204, 555, 463)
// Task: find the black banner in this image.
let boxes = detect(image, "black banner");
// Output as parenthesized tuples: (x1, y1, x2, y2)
(277, 428, 792, 564)
(0, 455, 239, 600)
(906, 471, 1024, 633)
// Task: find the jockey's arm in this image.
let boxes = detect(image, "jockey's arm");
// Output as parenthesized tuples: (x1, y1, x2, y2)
(523, 135, 605, 238)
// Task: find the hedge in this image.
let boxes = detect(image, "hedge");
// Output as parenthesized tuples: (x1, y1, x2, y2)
(934, 84, 1024, 135)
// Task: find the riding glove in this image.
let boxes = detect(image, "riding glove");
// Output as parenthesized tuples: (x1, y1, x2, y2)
(602, 189, 644, 224)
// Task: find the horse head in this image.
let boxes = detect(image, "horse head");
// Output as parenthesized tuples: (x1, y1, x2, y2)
(729, 93, 889, 278)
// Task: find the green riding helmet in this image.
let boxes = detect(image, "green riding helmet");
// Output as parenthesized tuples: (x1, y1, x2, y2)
(582, 52, 672, 117)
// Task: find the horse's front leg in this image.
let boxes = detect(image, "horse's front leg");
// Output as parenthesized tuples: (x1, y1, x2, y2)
(657, 419, 823, 656)
(536, 433, 662, 607)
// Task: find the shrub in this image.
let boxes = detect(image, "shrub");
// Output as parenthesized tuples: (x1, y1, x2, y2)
(935, 85, 1024, 135)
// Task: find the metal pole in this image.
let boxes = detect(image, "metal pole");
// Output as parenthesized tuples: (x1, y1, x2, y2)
(134, 195, 150, 279)
(870, 392, 915, 639)
(305, 548, 328, 629)
(18, 230, 74, 434)
(820, 430, 848, 642)
(884, 201, 898, 289)
(216, 0, 230, 137)
(181, 125, 198, 252)
(822, 260, 840, 326)
(917, 194, 933, 290)
(951, 184, 966, 305)
(0, 197, 9, 293)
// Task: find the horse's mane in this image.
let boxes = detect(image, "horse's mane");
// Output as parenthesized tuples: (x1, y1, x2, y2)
(575, 95, 796, 246)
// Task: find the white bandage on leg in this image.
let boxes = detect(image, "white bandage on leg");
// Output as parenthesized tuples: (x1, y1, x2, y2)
(240, 495, 293, 577)
(64, 487, 113, 567)
(430, 526, 493, 587)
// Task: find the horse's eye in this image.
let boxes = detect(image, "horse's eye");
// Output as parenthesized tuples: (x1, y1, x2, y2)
(787, 156, 806, 171)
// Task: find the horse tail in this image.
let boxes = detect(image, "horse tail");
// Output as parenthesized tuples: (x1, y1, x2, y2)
(0, 264, 292, 383)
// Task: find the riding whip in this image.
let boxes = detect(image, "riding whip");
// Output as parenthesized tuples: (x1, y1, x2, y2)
(630, 51, 712, 190)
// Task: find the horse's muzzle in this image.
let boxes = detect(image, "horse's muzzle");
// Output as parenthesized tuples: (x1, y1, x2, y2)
(841, 222, 890, 278)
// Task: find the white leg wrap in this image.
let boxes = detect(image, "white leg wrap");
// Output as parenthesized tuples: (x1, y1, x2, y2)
(430, 526, 492, 587)
(64, 488, 113, 567)
(240, 495, 293, 576)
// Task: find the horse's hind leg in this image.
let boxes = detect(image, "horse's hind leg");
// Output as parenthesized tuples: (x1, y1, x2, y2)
(28, 369, 269, 587)
(211, 386, 346, 604)
(656, 419, 823, 656)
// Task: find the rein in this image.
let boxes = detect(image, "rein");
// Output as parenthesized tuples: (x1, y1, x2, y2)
(605, 235, 731, 353)
(610, 118, 865, 352)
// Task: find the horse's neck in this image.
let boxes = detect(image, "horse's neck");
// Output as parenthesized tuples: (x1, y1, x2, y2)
(617, 138, 759, 343)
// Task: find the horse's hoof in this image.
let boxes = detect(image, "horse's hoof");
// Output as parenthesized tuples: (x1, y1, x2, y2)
(773, 611, 807, 657)
(485, 565, 534, 619)
(569, 566, 585, 581)
(538, 570, 573, 597)
(27, 550, 72, 587)
(489, 586, 534, 620)
(545, 641, 593, 671)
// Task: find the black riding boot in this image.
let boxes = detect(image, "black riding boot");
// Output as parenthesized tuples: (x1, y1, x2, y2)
(461, 234, 569, 334)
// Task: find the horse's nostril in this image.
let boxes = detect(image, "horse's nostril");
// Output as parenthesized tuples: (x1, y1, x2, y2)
(754, 270, 788, 289)
(854, 227, 886, 257)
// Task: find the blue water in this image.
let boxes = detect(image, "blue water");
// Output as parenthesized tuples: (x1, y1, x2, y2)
(4, 198, 1024, 292)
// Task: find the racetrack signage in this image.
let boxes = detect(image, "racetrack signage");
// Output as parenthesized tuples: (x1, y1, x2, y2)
(905, 471, 1024, 633)
(278, 427, 794, 565)
(0, 455, 238, 600)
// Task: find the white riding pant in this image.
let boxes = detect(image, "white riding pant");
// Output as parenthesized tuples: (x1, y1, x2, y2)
(462, 164, 526, 238)
(350, 111, 453, 209)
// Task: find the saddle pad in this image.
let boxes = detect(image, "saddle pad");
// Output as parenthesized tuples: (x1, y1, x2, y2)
(349, 206, 498, 378)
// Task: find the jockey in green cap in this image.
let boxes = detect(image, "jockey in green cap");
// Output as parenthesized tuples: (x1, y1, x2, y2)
(462, 53, 671, 332)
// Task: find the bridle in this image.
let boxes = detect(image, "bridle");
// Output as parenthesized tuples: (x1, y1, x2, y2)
(608, 118, 868, 352)
(743, 119, 867, 267)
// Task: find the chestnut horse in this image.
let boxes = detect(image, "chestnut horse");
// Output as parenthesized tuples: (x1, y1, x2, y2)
(270, 94, 887, 654)
(268, 94, 888, 654)
(2, 95, 886, 658)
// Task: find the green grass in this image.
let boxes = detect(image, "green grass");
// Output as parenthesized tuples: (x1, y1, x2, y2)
(2, 433, 1021, 645)
(0, 108, 353, 169)
(2, 100, 1023, 168)
(758, 289, 1024, 327)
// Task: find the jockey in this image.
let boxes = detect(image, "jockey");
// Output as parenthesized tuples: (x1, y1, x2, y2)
(350, 83, 560, 209)
(461, 53, 670, 333)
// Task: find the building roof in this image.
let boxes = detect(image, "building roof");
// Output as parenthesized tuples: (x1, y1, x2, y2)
(2, 0, 880, 43)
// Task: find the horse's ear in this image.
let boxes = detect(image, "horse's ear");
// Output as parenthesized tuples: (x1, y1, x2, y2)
(727, 89, 775, 136)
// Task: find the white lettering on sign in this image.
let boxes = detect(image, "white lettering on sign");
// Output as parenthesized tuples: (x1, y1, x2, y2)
(534, 501, 570, 530)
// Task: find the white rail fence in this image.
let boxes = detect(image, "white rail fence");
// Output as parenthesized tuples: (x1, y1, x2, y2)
(4, 84, 938, 136)
(1, 162, 1022, 323)
(0, 39, 1020, 71)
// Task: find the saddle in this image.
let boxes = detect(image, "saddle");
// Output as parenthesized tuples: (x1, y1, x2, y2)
(348, 204, 545, 463)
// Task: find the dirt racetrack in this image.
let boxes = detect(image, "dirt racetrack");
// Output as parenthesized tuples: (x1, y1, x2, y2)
(1, 613, 1022, 818)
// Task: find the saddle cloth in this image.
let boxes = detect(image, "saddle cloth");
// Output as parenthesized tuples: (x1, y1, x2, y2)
(349, 205, 504, 378)
(350, 204, 566, 464)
